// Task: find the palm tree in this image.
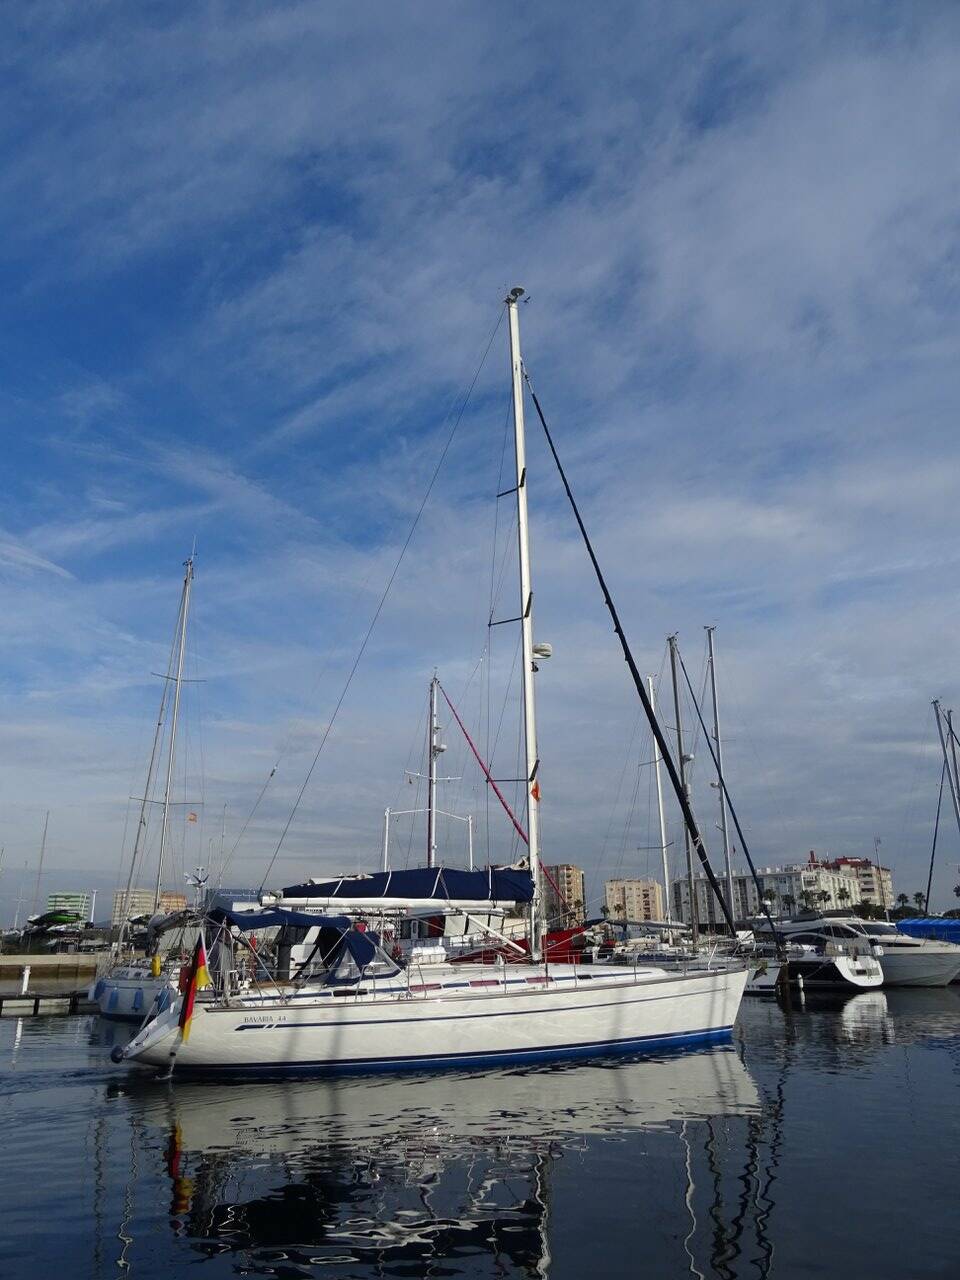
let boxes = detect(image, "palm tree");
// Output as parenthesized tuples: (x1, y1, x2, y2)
(781, 893, 796, 915)
(913, 892, 926, 912)
(817, 890, 830, 909)
(837, 886, 851, 907)
(896, 893, 909, 910)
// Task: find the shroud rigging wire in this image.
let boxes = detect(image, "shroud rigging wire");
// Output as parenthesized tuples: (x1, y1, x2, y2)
(522, 366, 737, 937)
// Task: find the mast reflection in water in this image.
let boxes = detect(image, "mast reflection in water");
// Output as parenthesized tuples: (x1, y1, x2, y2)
(115, 1047, 763, 1278)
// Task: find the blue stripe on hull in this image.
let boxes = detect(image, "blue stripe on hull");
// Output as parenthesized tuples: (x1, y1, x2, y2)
(158, 1025, 735, 1079)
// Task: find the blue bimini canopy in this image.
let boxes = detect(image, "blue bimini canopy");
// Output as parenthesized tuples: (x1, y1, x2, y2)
(897, 917, 960, 942)
(211, 907, 353, 933)
(280, 865, 535, 906)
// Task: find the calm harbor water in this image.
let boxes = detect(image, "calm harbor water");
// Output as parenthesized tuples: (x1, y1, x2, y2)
(1, 991, 958, 1279)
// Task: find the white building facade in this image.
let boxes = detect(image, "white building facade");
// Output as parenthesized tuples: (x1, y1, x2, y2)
(825, 858, 893, 908)
(671, 863, 864, 926)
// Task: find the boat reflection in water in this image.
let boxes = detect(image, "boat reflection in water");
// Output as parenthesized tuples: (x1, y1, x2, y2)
(116, 1046, 763, 1277)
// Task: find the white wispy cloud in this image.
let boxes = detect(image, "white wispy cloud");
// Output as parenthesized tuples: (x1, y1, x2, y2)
(1, 4, 960, 918)
(0, 533, 73, 579)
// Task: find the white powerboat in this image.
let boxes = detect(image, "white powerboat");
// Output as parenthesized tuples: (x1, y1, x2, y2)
(836, 919, 960, 987)
(755, 915, 960, 988)
(749, 918, 884, 991)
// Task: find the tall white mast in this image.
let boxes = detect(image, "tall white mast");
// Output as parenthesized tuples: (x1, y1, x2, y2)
(153, 556, 194, 913)
(647, 676, 671, 921)
(427, 674, 440, 868)
(506, 286, 544, 959)
(706, 626, 736, 925)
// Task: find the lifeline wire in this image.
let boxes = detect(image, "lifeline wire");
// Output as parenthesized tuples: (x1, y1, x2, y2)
(257, 309, 505, 893)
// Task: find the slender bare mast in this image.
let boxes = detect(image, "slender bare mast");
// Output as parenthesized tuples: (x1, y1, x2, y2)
(668, 635, 698, 950)
(153, 556, 194, 912)
(506, 287, 544, 960)
(933, 699, 960, 845)
(647, 675, 672, 921)
(706, 626, 736, 923)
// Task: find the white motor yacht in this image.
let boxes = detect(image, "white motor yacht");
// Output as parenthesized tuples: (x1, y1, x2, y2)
(749, 917, 884, 991)
(837, 918, 960, 987)
(752, 914, 960, 987)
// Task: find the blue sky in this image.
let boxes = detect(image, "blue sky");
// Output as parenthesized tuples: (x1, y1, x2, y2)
(2, 2, 960, 920)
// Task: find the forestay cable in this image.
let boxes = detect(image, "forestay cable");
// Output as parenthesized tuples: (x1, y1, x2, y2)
(257, 309, 505, 892)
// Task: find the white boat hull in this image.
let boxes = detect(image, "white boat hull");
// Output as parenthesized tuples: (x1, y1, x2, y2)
(744, 960, 782, 995)
(745, 952, 883, 992)
(876, 943, 960, 987)
(118, 963, 748, 1076)
(90, 966, 175, 1021)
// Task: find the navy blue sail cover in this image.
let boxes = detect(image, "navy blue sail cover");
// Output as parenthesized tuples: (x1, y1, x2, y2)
(211, 907, 353, 932)
(281, 865, 534, 904)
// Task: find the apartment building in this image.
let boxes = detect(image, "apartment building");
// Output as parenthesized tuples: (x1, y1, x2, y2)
(604, 877, 665, 922)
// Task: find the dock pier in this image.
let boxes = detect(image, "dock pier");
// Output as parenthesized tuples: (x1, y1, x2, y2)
(0, 990, 99, 1017)
(0, 950, 108, 1016)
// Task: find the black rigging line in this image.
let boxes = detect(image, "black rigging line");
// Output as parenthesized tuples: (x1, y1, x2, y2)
(257, 309, 506, 893)
(674, 643, 784, 952)
(925, 758, 946, 914)
(522, 368, 737, 937)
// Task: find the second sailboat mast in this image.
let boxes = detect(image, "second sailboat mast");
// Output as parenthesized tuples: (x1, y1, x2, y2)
(154, 556, 194, 913)
(706, 626, 736, 922)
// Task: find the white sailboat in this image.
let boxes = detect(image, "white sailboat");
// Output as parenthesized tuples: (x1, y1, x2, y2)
(115, 288, 748, 1076)
(94, 555, 198, 1020)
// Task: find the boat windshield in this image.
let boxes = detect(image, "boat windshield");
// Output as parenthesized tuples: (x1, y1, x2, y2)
(822, 924, 861, 939)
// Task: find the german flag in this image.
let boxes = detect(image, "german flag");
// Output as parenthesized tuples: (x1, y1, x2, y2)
(178, 935, 211, 1043)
